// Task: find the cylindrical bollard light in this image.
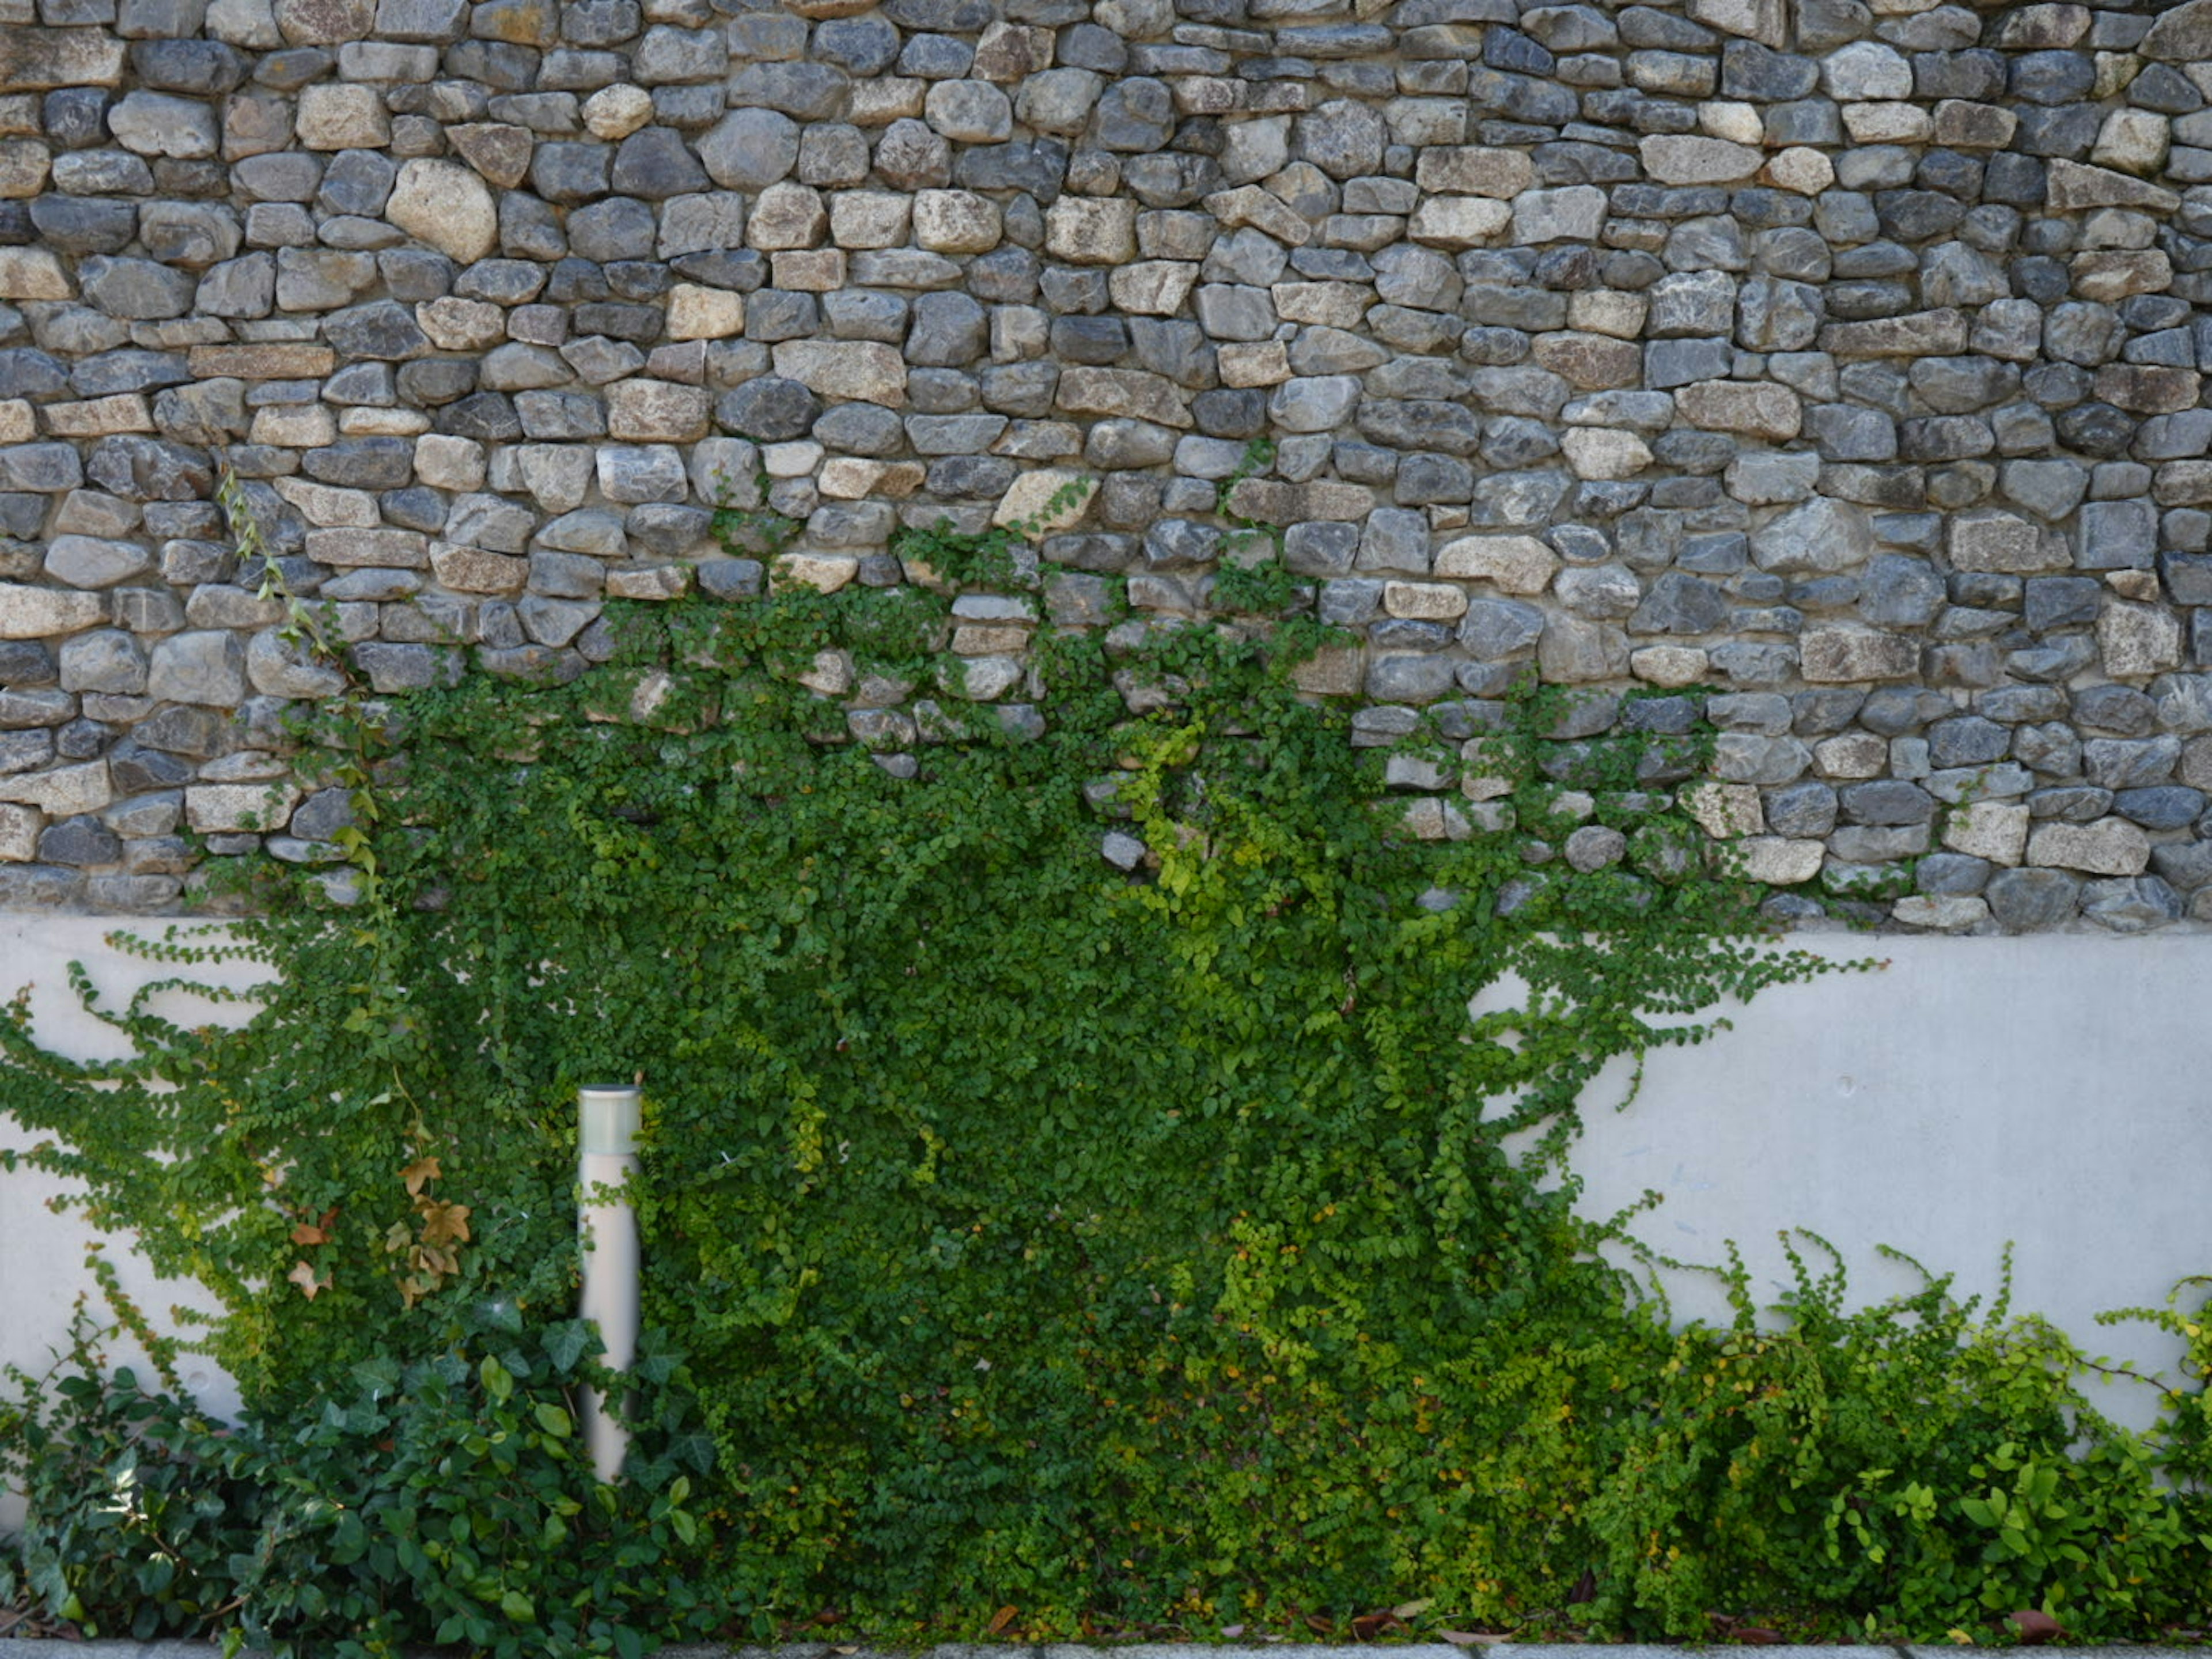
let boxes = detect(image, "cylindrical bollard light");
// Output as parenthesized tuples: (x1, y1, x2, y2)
(577, 1083, 642, 1484)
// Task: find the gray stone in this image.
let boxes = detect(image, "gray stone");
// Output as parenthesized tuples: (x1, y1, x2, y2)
(146, 629, 245, 705)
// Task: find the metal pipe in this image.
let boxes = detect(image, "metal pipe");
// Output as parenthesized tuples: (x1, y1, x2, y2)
(577, 1083, 642, 1484)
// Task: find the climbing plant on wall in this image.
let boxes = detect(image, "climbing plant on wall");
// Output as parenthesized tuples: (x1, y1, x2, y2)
(4, 509, 2209, 1646)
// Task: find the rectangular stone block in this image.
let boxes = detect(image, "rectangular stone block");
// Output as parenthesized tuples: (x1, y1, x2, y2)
(188, 343, 338, 378)
(305, 527, 430, 568)
(1948, 509, 2067, 573)
(0, 26, 126, 88)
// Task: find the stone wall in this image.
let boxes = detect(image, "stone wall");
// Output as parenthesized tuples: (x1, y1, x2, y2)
(1, 0, 2210, 931)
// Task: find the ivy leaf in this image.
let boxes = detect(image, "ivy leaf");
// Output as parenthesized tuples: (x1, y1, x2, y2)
(418, 1200, 472, 1247)
(286, 1260, 329, 1301)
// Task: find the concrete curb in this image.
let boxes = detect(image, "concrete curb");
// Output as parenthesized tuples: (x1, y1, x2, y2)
(5, 1642, 2207, 1658)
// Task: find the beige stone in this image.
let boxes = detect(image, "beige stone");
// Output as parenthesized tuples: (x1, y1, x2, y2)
(0, 802, 39, 862)
(1272, 281, 1369, 328)
(1944, 800, 2029, 866)
(1687, 0, 1785, 46)
(582, 84, 653, 141)
(384, 159, 498, 263)
(0, 247, 69, 300)
(1200, 184, 1310, 245)
(1737, 836, 1824, 885)
(1044, 195, 1139, 264)
(1948, 509, 2067, 574)
(1433, 534, 1558, 593)
(0, 761, 112, 817)
(1224, 478, 1372, 523)
(189, 343, 335, 378)
(243, 395, 327, 446)
(774, 553, 859, 593)
(771, 341, 908, 407)
(414, 434, 484, 493)
(748, 181, 826, 251)
(2093, 107, 2169, 175)
(912, 188, 1001, 253)
(1841, 101, 1930, 143)
(1639, 134, 1762, 184)
(416, 296, 504, 351)
(1762, 146, 1834, 195)
(0, 138, 47, 198)
(0, 26, 124, 88)
(1697, 100, 1763, 145)
(1408, 195, 1510, 247)
(448, 122, 534, 188)
(1109, 260, 1198, 317)
(829, 191, 911, 249)
(1630, 644, 1708, 687)
(607, 379, 711, 444)
(304, 527, 428, 568)
(185, 781, 300, 833)
(1534, 332, 1641, 389)
(2027, 818, 2150, 877)
(2067, 250, 2171, 306)
(1799, 626, 1919, 682)
(272, 476, 375, 525)
(667, 283, 743, 340)
(1892, 895, 1988, 930)
(1384, 581, 1468, 621)
(341, 408, 427, 438)
(1567, 290, 1647, 339)
(430, 542, 528, 594)
(1536, 615, 1628, 682)
(848, 78, 925, 125)
(295, 84, 388, 150)
(1561, 427, 1652, 479)
(607, 565, 690, 601)
(770, 249, 846, 291)
(1289, 645, 1363, 696)
(972, 20, 1051, 80)
(0, 400, 32, 444)
(1218, 342, 1291, 387)
(0, 585, 103, 637)
(1675, 379, 1801, 440)
(1819, 308, 1968, 357)
(1815, 731, 1887, 779)
(1055, 366, 1191, 428)
(993, 468, 1092, 532)
(44, 395, 151, 437)
(2046, 157, 2179, 214)
(1412, 145, 1533, 197)
(1684, 782, 1763, 839)
(2099, 600, 2184, 677)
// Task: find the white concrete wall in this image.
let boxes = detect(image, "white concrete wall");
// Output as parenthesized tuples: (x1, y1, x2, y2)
(1569, 931, 2209, 1432)
(2, 919, 2205, 1463)
(1, 915, 263, 1437)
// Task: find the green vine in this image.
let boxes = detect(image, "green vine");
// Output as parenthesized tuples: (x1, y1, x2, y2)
(2, 476, 2209, 1650)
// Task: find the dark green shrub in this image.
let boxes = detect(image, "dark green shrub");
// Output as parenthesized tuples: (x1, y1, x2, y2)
(2, 1309, 722, 1658)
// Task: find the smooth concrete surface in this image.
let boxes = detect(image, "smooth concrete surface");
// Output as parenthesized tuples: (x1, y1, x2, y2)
(0, 916, 264, 1435)
(1564, 933, 2211, 1432)
(3, 922, 2207, 1451)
